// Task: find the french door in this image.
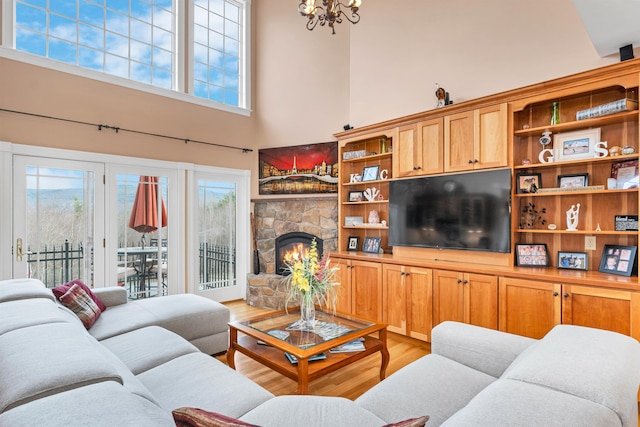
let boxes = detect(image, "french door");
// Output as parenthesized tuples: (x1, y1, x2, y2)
(12, 156, 105, 286)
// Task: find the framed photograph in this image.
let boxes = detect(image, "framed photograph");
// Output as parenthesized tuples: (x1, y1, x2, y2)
(361, 165, 380, 182)
(515, 244, 549, 266)
(347, 236, 360, 251)
(557, 251, 588, 270)
(554, 128, 601, 162)
(348, 191, 364, 202)
(599, 244, 637, 276)
(557, 173, 588, 188)
(516, 173, 542, 194)
(362, 236, 381, 253)
(611, 159, 639, 189)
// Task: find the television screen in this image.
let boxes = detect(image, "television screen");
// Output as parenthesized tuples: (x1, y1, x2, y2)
(389, 168, 511, 253)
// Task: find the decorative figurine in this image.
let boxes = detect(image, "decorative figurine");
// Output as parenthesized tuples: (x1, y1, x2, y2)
(566, 204, 580, 231)
(368, 210, 380, 224)
(609, 145, 622, 156)
(538, 130, 554, 163)
(363, 187, 380, 201)
(435, 84, 451, 108)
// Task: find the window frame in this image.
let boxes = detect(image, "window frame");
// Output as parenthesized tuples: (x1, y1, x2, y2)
(0, 0, 251, 116)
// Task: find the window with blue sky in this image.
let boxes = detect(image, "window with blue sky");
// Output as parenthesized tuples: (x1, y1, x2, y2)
(10, 0, 248, 110)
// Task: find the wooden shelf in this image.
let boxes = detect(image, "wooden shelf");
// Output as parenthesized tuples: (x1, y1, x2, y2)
(514, 153, 639, 171)
(514, 188, 638, 197)
(342, 152, 392, 163)
(344, 179, 390, 187)
(343, 225, 389, 230)
(343, 200, 389, 205)
(514, 111, 638, 137)
(516, 229, 636, 236)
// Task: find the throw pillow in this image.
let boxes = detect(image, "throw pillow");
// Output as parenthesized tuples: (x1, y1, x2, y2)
(384, 416, 430, 427)
(58, 283, 102, 329)
(172, 407, 260, 427)
(53, 279, 106, 312)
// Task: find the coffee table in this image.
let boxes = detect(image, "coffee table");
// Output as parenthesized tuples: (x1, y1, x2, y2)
(227, 308, 389, 394)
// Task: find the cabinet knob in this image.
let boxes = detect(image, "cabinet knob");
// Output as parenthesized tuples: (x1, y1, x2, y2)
(473, 159, 479, 163)
(553, 292, 559, 297)
(467, 159, 473, 164)
(463, 280, 468, 284)
(457, 279, 463, 284)
(563, 293, 569, 298)
(405, 273, 410, 277)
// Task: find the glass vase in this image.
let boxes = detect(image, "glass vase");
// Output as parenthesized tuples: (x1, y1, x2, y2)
(299, 294, 316, 331)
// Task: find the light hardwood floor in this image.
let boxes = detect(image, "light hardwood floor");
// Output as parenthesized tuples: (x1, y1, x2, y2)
(216, 300, 431, 400)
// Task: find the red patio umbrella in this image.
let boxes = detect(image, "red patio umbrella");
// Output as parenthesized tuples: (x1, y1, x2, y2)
(128, 176, 167, 235)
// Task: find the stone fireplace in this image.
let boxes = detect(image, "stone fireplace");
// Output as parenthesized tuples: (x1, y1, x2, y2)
(247, 197, 337, 309)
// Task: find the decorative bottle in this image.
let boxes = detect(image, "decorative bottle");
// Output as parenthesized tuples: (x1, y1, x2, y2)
(551, 102, 560, 125)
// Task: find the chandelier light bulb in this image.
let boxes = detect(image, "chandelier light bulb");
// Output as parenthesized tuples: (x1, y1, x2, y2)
(298, 0, 362, 34)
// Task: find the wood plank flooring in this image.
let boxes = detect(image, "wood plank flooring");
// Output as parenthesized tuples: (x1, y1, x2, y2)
(217, 300, 431, 400)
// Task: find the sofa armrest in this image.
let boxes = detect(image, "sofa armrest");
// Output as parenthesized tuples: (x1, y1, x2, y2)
(431, 321, 536, 378)
(93, 286, 128, 307)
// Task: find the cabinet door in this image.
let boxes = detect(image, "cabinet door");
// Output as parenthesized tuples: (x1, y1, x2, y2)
(382, 264, 407, 334)
(417, 118, 444, 175)
(395, 125, 419, 178)
(499, 277, 561, 339)
(335, 258, 352, 315)
(352, 260, 383, 322)
(464, 273, 498, 329)
(476, 103, 507, 169)
(562, 285, 640, 340)
(444, 110, 475, 172)
(408, 266, 433, 341)
(433, 270, 464, 326)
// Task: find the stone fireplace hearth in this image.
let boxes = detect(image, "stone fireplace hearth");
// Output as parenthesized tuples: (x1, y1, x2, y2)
(246, 197, 337, 309)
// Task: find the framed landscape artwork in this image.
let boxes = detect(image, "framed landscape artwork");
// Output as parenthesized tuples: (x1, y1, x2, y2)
(258, 142, 338, 195)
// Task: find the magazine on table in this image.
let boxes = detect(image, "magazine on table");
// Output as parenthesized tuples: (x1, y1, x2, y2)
(329, 338, 365, 353)
(284, 352, 327, 364)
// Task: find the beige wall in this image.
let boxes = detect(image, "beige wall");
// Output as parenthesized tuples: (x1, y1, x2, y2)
(0, 0, 636, 197)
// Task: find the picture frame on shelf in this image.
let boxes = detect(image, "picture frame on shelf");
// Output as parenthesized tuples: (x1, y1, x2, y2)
(557, 251, 588, 270)
(348, 191, 364, 202)
(611, 159, 639, 189)
(515, 244, 549, 267)
(598, 244, 637, 276)
(362, 236, 381, 253)
(361, 165, 380, 182)
(557, 173, 588, 188)
(554, 128, 601, 162)
(516, 173, 542, 194)
(347, 236, 360, 251)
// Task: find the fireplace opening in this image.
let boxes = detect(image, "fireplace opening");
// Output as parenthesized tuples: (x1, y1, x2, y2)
(275, 232, 323, 276)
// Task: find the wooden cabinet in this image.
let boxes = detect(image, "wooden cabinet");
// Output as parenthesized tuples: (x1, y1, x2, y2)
(382, 264, 433, 340)
(433, 270, 498, 329)
(394, 119, 443, 178)
(500, 278, 640, 341)
(335, 258, 383, 322)
(444, 103, 507, 172)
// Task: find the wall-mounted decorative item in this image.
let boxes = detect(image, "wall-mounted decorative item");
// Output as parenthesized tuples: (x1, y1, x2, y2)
(599, 244, 637, 276)
(611, 159, 639, 189)
(558, 251, 588, 270)
(361, 165, 380, 182)
(347, 236, 359, 251)
(258, 141, 338, 195)
(553, 128, 601, 162)
(362, 236, 381, 253)
(557, 173, 588, 188)
(348, 191, 363, 202)
(515, 244, 549, 267)
(516, 173, 542, 193)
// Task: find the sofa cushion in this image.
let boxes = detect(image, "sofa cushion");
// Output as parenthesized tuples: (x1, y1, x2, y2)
(58, 283, 102, 329)
(137, 352, 274, 419)
(173, 407, 260, 427)
(0, 298, 78, 336)
(502, 324, 640, 426)
(53, 279, 106, 312)
(0, 382, 175, 427)
(101, 326, 199, 374)
(239, 396, 387, 427)
(441, 379, 621, 426)
(356, 354, 495, 426)
(0, 278, 55, 303)
(0, 323, 122, 413)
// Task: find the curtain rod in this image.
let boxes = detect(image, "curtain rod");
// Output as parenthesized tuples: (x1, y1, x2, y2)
(0, 108, 253, 153)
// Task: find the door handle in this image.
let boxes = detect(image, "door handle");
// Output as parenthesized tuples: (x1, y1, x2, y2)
(16, 238, 23, 262)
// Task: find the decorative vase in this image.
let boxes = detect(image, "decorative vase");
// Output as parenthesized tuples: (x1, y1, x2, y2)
(551, 102, 560, 125)
(299, 294, 316, 331)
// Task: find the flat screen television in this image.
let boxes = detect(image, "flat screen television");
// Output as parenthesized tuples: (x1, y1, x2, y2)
(389, 168, 511, 253)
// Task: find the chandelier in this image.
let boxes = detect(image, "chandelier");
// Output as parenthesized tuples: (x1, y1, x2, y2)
(298, 0, 362, 34)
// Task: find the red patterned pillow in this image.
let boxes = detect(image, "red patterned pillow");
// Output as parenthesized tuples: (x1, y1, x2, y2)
(172, 407, 260, 427)
(53, 279, 106, 312)
(58, 283, 102, 329)
(384, 416, 430, 427)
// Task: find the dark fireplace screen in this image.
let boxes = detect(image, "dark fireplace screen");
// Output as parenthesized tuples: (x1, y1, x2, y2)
(275, 232, 323, 275)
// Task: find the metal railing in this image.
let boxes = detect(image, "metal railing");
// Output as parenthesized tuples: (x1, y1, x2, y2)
(199, 242, 236, 288)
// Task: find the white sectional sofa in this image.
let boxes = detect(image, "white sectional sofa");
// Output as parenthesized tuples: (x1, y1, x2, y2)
(1, 278, 639, 426)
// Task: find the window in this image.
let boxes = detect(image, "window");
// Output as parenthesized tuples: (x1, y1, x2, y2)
(5, 0, 250, 112)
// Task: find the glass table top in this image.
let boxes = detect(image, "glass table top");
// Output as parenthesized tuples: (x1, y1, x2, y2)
(241, 310, 375, 350)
